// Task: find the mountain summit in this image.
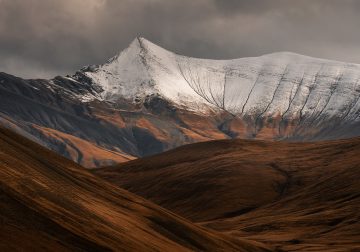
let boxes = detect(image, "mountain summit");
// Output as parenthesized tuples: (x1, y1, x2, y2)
(76, 37, 360, 120)
(0, 37, 360, 166)
(75, 37, 217, 112)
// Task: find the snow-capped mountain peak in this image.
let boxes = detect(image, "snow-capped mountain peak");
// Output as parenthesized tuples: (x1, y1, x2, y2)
(1, 37, 360, 168)
(76, 37, 360, 122)
(80, 37, 215, 112)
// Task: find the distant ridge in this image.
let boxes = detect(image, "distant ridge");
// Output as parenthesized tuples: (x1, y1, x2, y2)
(0, 37, 360, 167)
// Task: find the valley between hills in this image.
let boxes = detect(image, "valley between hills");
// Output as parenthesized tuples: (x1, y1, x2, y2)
(0, 125, 359, 251)
(2, 0, 360, 251)
(0, 38, 359, 252)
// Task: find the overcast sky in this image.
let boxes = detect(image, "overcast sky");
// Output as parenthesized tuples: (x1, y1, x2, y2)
(1, 0, 360, 79)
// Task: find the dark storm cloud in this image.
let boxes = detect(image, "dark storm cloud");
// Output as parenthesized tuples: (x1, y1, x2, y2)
(1, 0, 360, 78)
(213, 0, 282, 14)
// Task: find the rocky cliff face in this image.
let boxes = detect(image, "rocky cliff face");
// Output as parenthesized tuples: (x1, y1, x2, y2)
(1, 37, 359, 167)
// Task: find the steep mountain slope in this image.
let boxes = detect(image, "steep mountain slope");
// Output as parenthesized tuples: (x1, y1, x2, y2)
(80, 38, 360, 140)
(1, 37, 360, 167)
(0, 71, 229, 168)
(95, 137, 360, 251)
(0, 126, 269, 251)
(84, 38, 360, 122)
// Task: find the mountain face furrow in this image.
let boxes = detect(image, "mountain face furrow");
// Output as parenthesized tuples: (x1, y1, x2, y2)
(240, 71, 259, 115)
(277, 72, 304, 134)
(343, 89, 360, 121)
(306, 75, 340, 128)
(1, 37, 360, 166)
(345, 86, 360, 121)
(254, 68, 287, 133)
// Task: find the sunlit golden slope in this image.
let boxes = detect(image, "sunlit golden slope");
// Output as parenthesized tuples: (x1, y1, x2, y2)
(0, 126, 269, 251)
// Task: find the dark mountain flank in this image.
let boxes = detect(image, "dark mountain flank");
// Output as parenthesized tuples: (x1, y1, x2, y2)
(1, 38, 360, 167)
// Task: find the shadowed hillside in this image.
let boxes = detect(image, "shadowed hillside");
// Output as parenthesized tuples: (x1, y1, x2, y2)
(96, 137, 360, 251)
(0, 126, 269, 252)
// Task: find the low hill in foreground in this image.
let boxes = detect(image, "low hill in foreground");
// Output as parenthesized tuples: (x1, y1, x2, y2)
(96, 137, 360, 251)
(0, 126, 268, 251)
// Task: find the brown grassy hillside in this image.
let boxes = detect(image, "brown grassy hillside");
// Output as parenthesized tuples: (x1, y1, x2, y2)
(0, 126, 269, 252)
(96, 137, 360, 251)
